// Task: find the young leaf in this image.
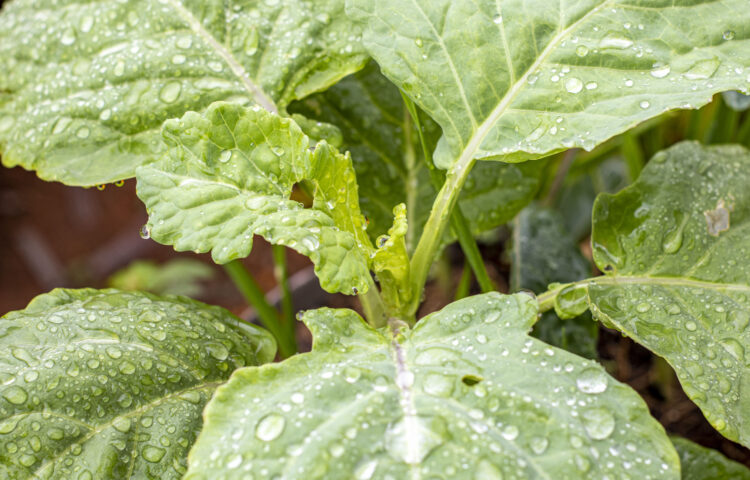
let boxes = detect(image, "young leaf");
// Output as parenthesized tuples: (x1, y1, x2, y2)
(587, 142, 750, 446)
(136, 102, 374, 295)
(184, 293, 678, 479)
(671, 437, 750, 480)
(510, 204, 598, 358)
(0, 0, 366, 186)
(289, 62, 543, 250)
(372, 204, 412, 316)
(347, 0, 750, 170)
(0, 288, 274, 479)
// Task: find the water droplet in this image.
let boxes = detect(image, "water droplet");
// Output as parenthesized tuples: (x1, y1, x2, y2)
(423, 373, 454, 397)
(344, 367, 361, 383)
(113, 60, 125, 77)
(119, 361, 136, 375)
(19, 454, 36, 467)
(60, 28, 76, 45)
(636, 302, 651, 313)
(501, 425, 519, 441)
(415, 38, 423, 47)
(140, 225, 151, 240)
(685, 321, 697, 331)
(600, 32, 633, 49)
(640, 100, 650, 109)
(530, 436, 549, 454)
(720, 338, 745, 362)
(207, 342, 229, 361)
(723, 30, 735, 41)
(576, 368, 609, 394)
(76, 127, 90, 139)
(575, 45, 589, 57)
(3, 386, 28, 405)
(585, 82, 598, 90)
(684, 58, 720, 80)
(290, 392, 304, 404)
(650, 63, 671, 78)
(172, 54, 186, 65)
(176, 37, 193, 49)
(226, 453, 243, 469)
(385, 416, 443, 464)
(475, 459, 504, 479)
(142, 445, 166, 463)
(255, 413, 285, 441)
(582, 407, 615, 439)
(244, 28, 259, 56)
(565, 77, 583, 94)
(113, 418, 131, 433)
(159, 82, 181, 104)
(729, 310, 750, 331)
(218, 150, 233, 163)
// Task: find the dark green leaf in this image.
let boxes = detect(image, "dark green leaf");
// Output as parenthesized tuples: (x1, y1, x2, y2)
(588, 141, 750, 446)
(0, 288, 274, 479)
(672, 437, 750, 480)
(510, 204, 597, 358)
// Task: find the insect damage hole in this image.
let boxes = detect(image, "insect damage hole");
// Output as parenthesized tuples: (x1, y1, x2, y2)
(461, 374, 483, 386)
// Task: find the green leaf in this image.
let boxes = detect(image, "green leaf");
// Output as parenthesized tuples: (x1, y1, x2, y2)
(347, 0, 750, 170)
(0, 288, 274, 479)
(185, 292, 678, 479)
(372, 203, 412, 316)
(107, 259, 214, 297)
(0, 0, 367, 186)
(587, 141, 750, 446)
(136, 102, 373, 295)
(671, 437, 750, 480)
(510, 204, 598, 358)
(289, 62, 543, 250)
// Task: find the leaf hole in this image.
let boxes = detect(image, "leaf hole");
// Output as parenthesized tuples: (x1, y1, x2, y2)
(461, 374, 483, 386)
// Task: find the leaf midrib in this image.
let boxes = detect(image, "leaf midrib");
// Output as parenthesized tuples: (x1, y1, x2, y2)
(164, 0, 278, 114)
(591, 275, 750, 293)
(451, 0, 611, 170)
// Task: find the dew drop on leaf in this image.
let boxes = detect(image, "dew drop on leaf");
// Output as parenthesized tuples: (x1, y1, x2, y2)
(581, 407, 615, 439)
(255, 413, 285, 441)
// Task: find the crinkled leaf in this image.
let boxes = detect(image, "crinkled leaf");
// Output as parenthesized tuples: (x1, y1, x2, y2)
(0, 0, 367, 186)
(289, 62, 543, 249)
(347, 0, 750, 169)
(0, 288, 274, 479)
(136, 102, 373, 295)
(510, 204, 597, 358)
(671, 437, 750, 480)
(185, 292, 678, 479)
(372, 203, 411, 315)
(587, 141, 750, 446)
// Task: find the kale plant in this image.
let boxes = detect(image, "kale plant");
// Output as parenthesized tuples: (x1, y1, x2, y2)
(1, 0, 750, 478)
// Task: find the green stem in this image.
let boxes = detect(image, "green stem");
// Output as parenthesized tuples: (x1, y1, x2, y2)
(408, 154, 477, 316)
(536, 283, 568, 313)
(360, 275, 388, 328)
(272, 245, 296, 345)
(738, 113, 750, 146)
(401, 92, 494, 299)
(454, 264, 472, 301)
(620, 133, 645, 182)
(224, 260, 296, 358)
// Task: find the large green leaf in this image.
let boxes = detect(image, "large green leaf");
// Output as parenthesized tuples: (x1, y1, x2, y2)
(672, 437, 750, 480)
(185, 292, 678, 479)
(586, 141, 750, 446)
(290, 62, 543, 248)
(0, 288, 274, 479)
(0, 0, 367, 186)
(347, 0, 750, 170)
(136, 102, 374, 295)
(510, 204, 597, 358)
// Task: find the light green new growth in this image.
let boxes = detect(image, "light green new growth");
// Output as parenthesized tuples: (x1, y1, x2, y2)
(185, 293, 678, 479)
(0, 288, 275, 479)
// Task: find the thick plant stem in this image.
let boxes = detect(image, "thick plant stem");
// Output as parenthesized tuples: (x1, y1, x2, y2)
(224, 260, 296, 358)
(620, 133, 645, 182)
(408, 157, 476, 316)
(272, 245, 296, 344)
(401, 92, 493, 302)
